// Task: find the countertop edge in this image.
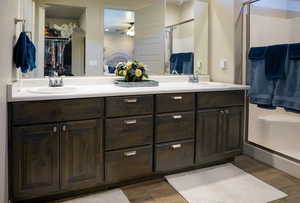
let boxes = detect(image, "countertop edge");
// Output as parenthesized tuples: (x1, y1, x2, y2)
(8, 86, 249, 102)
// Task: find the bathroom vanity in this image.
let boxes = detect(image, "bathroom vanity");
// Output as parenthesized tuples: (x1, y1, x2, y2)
(8, 78, 247, 202)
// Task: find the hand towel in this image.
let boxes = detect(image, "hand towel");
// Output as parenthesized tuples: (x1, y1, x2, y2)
(273, 45, 300, 113)
(265, 44, 288, 80)
(13, 32, 36, 73)
(248, 46, 267, 60)
(248, 46, 276, 109)
(288, 43, 300, 60)
(170, 53, 194, 74)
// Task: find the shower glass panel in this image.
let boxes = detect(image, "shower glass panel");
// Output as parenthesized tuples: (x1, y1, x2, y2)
(247, 0, 300, 161)
(165, 20, 194, 75)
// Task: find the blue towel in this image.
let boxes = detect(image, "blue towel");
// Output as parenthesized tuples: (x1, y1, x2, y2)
(273, 45, 300, 113)
(108, 65, 116, 73)
(170, 53, 194, 74)
(265, 44, 288, 80)
(248, 46, 276, 109)
(13, 32, 36, 73)
(248, 47, 267, 60)
(288, 43, 300, 60)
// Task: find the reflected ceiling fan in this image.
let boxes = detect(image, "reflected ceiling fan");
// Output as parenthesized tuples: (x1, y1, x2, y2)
(116, 22, 135, 37)
(116, 22, 134, 32)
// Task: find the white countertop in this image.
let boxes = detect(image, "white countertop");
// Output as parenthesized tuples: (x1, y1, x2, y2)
(7, 76, 249, 102)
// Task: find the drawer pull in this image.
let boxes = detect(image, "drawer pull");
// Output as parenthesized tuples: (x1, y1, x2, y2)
(124, 119, 137, 125)
(124, 98, 137, 103)
(53, 126, 57, 133)
(172, 96, 183, 100)
(225, 109, 230, 114)
(124, 151, 137, 157)
(171, 144, 182, 149)
(172, 115, 182, 119)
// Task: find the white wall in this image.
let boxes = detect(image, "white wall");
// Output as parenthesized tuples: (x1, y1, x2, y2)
(209, 0, 236, 83)
(194, 0, 208, 75)
(165, 2, 180, 27)
(104, 32, 134, 59)
(0, 0, 17, 202)
(166, 1, 194, 54)
(250, 12, 292, 46)
(135, 0, 165, 75)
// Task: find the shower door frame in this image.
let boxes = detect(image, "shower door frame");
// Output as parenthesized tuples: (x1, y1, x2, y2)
(242, 0, 300, 164)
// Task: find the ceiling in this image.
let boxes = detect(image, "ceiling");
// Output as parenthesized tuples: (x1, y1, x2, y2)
(45, 5, 85, 20)
(104, 9, 135, 32)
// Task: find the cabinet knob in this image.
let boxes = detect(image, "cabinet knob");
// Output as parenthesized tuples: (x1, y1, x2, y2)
(53, 126, 57, 133)
(172, 115, 182, 119)
(172, 96, 183, 100)
(225, 109, 230, 114)
(124, 119, 137, 125)
(124, 151, 137, 157)
(62, 125, 67, 132)
(220, 110, 225, 115)
(124, 98, 137, 103)
(171, 144, 182, 150)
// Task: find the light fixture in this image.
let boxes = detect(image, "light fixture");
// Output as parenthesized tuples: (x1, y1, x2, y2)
(126, 25, 135, 37)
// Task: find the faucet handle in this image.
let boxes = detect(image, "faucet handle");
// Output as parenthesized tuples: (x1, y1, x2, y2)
(49, 70, 58, 77)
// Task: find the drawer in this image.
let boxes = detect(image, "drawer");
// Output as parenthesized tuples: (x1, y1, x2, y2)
(156, 93, 195, 113)
(155, 111, 194, 143)
(105, 115, 153, 150)
(197, 91, 244, 109)
(106, 95, 153, 118)
(12, 98, 104, 125)
(155, 139, 194, 172)
(105, 146, 153, 183)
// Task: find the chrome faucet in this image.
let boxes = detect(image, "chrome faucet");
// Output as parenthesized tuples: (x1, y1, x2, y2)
(49, 71, 64, 87)
(189, 73, 199, 83)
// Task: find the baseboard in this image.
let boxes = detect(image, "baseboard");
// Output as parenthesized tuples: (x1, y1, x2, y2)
(243, 143, 300, 179)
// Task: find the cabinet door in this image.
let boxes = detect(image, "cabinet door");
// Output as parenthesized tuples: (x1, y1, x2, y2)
(196, 109, 222, 164)
(61, 119, 104, 190)
(222, 107, 244, 153)
(13, 124, 60, 200)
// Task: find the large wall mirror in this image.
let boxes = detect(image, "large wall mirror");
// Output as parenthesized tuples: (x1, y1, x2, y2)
(27, 0, 208, 78)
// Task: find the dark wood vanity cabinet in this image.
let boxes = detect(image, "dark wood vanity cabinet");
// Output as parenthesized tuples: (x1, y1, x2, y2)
(105, 145, 153, 183)
(12, 124, 60, 201)
(155, 93, 196, 172)
(195, 90, 244, 163)
(155, 139, 194, 172)
(222, 107, 244, 153)
(10, 98, 105, 201)
(9, 91, 245, 202)
(196, 109, 222, 163)
(61, 119, 104, 190)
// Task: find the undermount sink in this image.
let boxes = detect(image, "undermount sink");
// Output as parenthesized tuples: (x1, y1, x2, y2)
(196, 82, 230, 87)
(27, 86, 78, 94)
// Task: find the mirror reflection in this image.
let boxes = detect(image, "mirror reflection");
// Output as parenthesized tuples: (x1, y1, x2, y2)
(44, 5, 86, 76)
(165, 0, 208, 76)
(103, 9, 135, 75)
(29, 0, 208, 78)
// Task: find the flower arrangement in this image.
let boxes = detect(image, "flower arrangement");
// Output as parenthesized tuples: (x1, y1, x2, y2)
(115, 61, 148, 82)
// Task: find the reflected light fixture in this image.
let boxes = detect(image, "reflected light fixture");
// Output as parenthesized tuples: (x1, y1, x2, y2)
(126, 25, 135, 37)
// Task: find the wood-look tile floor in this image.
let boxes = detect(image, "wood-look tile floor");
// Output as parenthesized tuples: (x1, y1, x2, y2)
(122, 155, 300, 203)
